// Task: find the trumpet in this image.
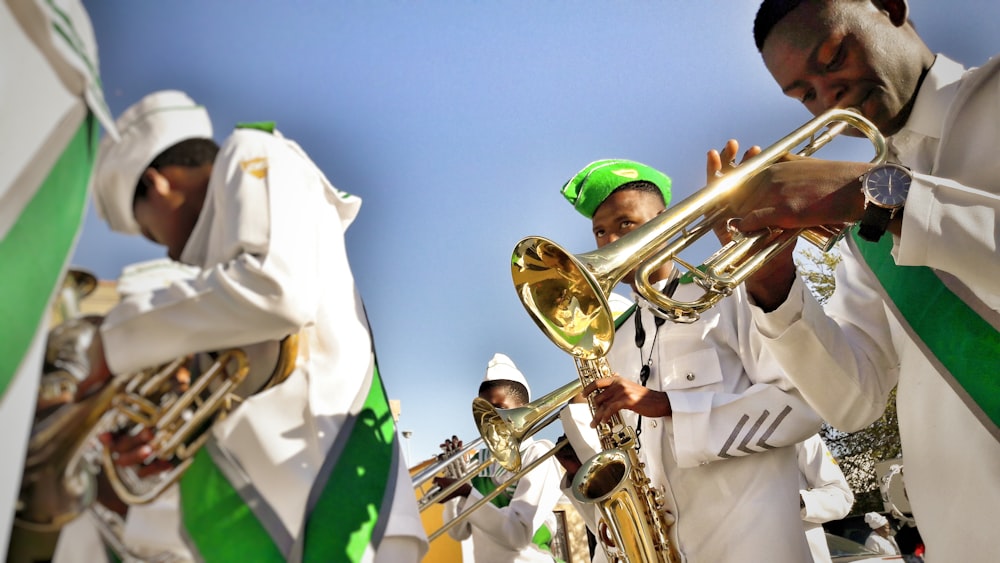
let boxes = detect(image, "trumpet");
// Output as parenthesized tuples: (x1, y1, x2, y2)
(511, 108, 888, 356)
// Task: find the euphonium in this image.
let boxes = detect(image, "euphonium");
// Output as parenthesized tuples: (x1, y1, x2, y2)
(11, 269, 300, 561)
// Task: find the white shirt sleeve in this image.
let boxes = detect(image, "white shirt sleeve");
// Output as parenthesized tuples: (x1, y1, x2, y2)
(452, 440, 565, 549)
(750, 252, 901, 432)
(796, 435, 854, 524)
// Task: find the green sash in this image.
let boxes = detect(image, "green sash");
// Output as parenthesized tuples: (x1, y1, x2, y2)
(0, 113, 97, 398)
(180, 363, 397, 562)
(469, 466, 558, 558)
(852, 230, 1000, 434)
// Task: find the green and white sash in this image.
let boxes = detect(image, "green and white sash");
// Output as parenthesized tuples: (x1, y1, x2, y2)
(469, 453, 559, 559)
(180, 359, 399, 563)
(852, 230, 1000, 440)
(2, 1, 116, 556)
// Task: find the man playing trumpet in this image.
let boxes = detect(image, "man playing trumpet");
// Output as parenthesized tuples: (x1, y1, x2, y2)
(558, 159, 823, 562)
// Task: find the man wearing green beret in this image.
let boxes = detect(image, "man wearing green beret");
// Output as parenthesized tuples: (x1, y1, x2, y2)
(557, 159, 823, 562)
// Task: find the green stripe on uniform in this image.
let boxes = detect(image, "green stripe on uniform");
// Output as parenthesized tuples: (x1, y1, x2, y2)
(180, 364, 397, 562)
(0, 113, 96, 398)
(180, 448, 285, 561)
(852, 231, 1000, 429)
(304, 364, 395, 562)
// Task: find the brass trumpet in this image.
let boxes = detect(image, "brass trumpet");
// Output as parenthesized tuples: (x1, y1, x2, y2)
(512, 107, 888, 357)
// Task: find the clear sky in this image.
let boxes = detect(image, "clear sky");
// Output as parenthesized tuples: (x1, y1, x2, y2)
(76, 1, 998, 464)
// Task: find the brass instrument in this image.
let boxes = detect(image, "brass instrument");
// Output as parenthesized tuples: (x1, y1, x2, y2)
(410, 432, 571, 542)
(412, 436, 490, 510)
(11, 269, 300, 560)
(100, 334, 299, 505)
(426, 438, 569, 543)
(498, 110, 883, 562)
(468, 359, 678, 562)
(512, 108, 888, 338)
(569, 357, 678, 563)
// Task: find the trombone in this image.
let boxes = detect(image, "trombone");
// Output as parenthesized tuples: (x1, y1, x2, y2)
(413, 388, 577, 541)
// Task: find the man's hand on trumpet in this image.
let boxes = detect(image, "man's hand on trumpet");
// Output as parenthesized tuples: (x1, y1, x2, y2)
(583, 375, 671, 427)
(704, 139, 865, 311)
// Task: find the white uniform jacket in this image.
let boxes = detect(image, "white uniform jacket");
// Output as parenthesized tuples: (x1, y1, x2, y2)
(563, 281, 822, 563)
(443, 437, 563, 562)
(100, 127, 427, 560)
(865, 532, 901, 556)
(796, 435, 853, 563)
(751, 55, 1000, 563)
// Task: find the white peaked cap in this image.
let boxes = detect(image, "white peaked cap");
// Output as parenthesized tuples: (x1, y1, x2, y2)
(93, 90, 213, 234)
(483, 352, 531, 400)
(864, 512, 888, 529)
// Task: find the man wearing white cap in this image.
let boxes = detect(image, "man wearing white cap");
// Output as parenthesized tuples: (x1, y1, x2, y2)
(435, 353, 564, 562)
(84, 90, 427, 562)
(864, 512, 901, 556)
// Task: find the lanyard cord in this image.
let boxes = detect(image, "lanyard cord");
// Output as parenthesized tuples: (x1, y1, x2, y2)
(631, 272, 677, 447)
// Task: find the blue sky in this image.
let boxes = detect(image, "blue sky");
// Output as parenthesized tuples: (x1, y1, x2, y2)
(76, 1, 999, 463)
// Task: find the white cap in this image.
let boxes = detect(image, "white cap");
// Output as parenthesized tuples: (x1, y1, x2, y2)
(93, 90, 213, 234)
(483, 353, 531, 400)
(865, 512, 888, 529)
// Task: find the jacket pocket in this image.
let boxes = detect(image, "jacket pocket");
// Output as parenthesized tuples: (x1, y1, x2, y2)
(658, 347, 723, 390)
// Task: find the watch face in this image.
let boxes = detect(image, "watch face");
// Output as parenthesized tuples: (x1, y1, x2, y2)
(864, 164, 911, 207)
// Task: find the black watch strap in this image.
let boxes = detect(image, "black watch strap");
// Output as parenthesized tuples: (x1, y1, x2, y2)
(858, 204, 893, 242)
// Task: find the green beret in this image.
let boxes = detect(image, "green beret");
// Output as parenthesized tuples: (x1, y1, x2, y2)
(560, 159, 672, 218)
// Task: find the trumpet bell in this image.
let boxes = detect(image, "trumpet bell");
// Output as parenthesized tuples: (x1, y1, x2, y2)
(512, 108, 887, 335)
(511, 237, 614, 359)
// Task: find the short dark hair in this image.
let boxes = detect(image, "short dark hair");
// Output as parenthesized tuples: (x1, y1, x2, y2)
(478, 379, 529, 406)
(753, 0, 808, 51)
(608, 180, 664, 203)
(133, 138, 219, 201)
(593, 180, 666, 217)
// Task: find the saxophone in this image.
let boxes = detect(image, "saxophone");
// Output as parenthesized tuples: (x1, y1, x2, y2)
(570, 356, 680, 563)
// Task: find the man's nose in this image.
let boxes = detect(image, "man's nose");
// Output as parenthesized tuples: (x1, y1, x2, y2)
(818, 81, 848, 109)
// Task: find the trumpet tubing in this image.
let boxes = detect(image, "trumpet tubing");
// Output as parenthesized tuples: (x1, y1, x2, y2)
(511, 108, 887, 358)
(427, 438, 569, 543)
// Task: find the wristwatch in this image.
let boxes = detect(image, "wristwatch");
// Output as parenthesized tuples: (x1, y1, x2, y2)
(858, 163, 912, 242)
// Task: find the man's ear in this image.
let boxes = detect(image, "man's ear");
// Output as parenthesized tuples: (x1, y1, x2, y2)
(875, 0, 909, 27)
(140, 167, 171, 198)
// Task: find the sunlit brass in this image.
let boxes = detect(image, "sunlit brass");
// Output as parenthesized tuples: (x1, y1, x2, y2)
(102, 334, 299, 505)
(511, 108, 888, 358)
